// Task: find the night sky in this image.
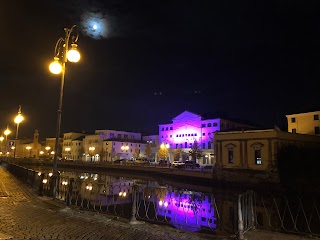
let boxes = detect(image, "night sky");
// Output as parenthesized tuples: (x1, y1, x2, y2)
(0, 0, 319, 140)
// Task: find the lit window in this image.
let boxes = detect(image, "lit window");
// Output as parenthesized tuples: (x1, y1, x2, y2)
(255, 149, 262, 165)
(314, 115, 319, 120)
(291, 118, 296, 123)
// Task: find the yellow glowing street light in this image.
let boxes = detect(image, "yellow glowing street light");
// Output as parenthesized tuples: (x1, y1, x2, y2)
(49, 57, 62, 74)
(4, 128, 11, 137)
(13, 105, 24, 158)
(49, 25, 80, 179)
(66, 44, 81, 63)
(121, 145, 129, 151)
(0, 136, 4, 142)
(40, 151, 44, 155)
(26, 146, 31, 158)
(160, 143, 170, 149)
(65, 147, 71, 159)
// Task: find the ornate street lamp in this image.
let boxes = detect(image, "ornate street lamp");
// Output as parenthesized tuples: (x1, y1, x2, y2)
(49, 25, 80, 178)
(13, 105, 24, 158)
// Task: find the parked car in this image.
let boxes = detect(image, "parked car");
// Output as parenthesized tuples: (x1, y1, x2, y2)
(135, 158, 150, 165)
(172, 161, 185, 168)
(184, 160, 200, 169)
(158, 160, 171, 166)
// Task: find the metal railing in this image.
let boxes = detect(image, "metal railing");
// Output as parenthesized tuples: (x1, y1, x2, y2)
(7, 163, 320, 239)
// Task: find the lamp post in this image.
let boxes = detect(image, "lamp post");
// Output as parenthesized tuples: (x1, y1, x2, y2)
(65, 147, 71, 160)
(13, 105, 24, 158)
(49, 25, 80, 177)
(0, 136, 4, 160)
(4, 127, 11, 162)
(45, 146, 51, 160)
(26, 146, 32, 158)
(121, 145, 129, 160)
(89, 146, 95, 162)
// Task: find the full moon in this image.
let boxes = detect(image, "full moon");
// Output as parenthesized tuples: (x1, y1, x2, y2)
(93, 24, 97, 30)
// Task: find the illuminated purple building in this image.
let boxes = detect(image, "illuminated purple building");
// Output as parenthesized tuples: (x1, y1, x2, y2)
(158, 111, 254, 165)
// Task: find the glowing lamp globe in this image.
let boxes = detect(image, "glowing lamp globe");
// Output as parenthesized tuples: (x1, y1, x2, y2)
(49, 58, 62, 74)
(67, 44, 80, 63)
(14, 114, 24, 124)
(4, 129, 11, 136)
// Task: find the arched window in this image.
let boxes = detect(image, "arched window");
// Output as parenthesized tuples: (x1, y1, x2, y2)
(251, 142, 264, 165)
(225, 143, 236, 163)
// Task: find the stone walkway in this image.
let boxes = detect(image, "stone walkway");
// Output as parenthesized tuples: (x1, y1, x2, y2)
(0, 166, 315, 240)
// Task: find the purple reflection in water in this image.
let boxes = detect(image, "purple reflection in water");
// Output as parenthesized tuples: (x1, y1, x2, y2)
(156, 191, 217, 232)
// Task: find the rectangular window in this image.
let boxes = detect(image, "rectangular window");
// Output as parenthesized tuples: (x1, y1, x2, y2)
(208, 142, 211, 149)
(202, 143, 205, 149)
(213, 122, 217, 127)
(292, 128, 296, 133)
(201, 124, 206, 127)
(207, 123, 212, 127)
(255, 149, 262, 165)
(185, 142, 187, 148)
(314, 115, 319, 120)
(124, 134, 128, 139)
(315, 126, 320, 134)
(180, 144, 183, 148)
(117, 134, 122, 138)
(176, 144, 178, 148)
(166, 127, 168, 130)
(291, 117, 296, 123)
(170, 127, 173, 130)
(189, 143, 192, 148)
(170, 135, 172, 138)
(162, 127, 164, 131)
(202, 133, 205, 136)
(228, 150, 234, 163)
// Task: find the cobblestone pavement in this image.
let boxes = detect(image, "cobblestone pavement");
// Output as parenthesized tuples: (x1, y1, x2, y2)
(0, 166, 225, 240)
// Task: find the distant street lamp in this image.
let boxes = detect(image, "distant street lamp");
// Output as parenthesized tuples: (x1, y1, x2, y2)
(13, 105, 24, 158)
(26, 146, 32, 158)
(49, 25, 80, 178)
(65, 147, 71, 160)
(4, 127, 11, 161)
(89, 146, 95, 161)
(0, 136, 4, 160)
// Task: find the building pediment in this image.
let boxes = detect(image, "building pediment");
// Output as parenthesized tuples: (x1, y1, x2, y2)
(173, 111, 201, 123)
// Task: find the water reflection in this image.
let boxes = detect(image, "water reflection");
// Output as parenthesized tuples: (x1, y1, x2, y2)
(56, 170, 220, 233)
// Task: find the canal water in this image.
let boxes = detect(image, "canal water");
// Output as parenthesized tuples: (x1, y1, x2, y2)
(21, 165, 320, 236)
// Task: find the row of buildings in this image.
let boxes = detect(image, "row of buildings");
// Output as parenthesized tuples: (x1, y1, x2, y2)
(1, 110, 320, 171)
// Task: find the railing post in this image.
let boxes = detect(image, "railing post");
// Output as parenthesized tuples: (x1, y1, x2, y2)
(238, 194, 245, 240)
(66, 178, 74, 206)
(250, 191, 256, 230)
(39, 173, 44, 196)
(129, 184, 144, 225)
